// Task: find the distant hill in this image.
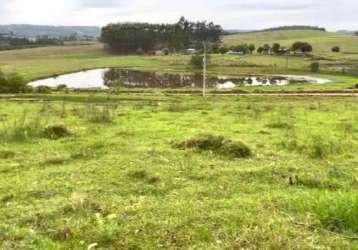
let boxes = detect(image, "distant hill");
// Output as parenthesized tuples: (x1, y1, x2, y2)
(228, 26, 326, 35)
(258, 26, 326, 33)
(0, 24, 101, 38)
(224, 29, 254, 34)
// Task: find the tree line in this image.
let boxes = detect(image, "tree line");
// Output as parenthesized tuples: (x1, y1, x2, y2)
(0, 36, 64, 51)
(215, 41, 314, 55)
(100, 17, 223, 54)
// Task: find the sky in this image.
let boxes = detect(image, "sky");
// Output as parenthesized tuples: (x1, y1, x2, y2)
(0, 0, 357, 30)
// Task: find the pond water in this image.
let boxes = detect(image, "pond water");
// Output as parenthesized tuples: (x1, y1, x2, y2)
(28, 68, 331, 90)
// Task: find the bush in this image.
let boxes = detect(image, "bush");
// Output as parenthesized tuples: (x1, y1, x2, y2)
(310, 62, 320, 72)
(56, 84, 68, 91)
(177, 134, 252, 158)
(0, 70, 28, 93)
(35, 86, 52, 93)
(190, 54, 205, 69)
(135, 48, 144, 55)
(43, 124, 71, 140)
(291, 41, 313, 53)
(218, 47, 229, 54)
(332, 46, 340, 53)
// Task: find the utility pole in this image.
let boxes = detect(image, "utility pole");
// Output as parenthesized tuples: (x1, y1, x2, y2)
(203, 41, 207, 97)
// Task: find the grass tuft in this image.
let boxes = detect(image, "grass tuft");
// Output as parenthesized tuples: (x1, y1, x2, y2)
(177, 134, 252, 158)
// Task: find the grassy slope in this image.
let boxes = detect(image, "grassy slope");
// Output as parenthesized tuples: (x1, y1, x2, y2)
(224, 30, 358, 54)
(0, 96, 357, 249)
(224, 30, 358, 78)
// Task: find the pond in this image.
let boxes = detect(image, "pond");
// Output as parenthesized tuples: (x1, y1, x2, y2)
(28, 68, 331, 90)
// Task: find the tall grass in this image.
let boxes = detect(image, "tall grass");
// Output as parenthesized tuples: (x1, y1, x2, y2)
(289, 192, 358, 234)
(0, 110, 71, 142)
(0, 110, 43, 142)
(85, 104, 113, 123)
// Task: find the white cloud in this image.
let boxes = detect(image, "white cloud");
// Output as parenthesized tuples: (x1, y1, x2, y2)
(0, 0, 357, 30)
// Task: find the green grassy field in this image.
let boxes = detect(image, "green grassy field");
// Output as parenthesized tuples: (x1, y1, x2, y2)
(0, 95, 357, 249)
(0, 38, 357, 93)
(224, 30, 358, 55)
(224, 30, 358, 77)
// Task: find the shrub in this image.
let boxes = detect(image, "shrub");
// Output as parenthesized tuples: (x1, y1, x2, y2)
(332, 46, 340, 53)
(190, 55, 204, 69)
(43, 124, 71, 140)
(135, 48, 144, 55)
(310, 62, 320, 72)
(56, 84, 68, 91)
(291, 41, 313, 53)
(177, 134, 252, 158)
(0, 70, 28, 93)
(35, 86, 52, 93)
(218, 47, 229, 54)
(190, 54, 210, 69)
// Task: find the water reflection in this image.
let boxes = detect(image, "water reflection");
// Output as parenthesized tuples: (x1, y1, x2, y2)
(29, 68, 329, 90)
(103, 69, 292, 88)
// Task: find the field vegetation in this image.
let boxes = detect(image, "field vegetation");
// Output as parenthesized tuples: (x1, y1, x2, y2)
(0, 95, 357, 249)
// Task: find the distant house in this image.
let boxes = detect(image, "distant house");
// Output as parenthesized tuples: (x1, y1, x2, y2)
(186, 48, 198, 55)
(276, 48, 290, 55)
(226, 50, 245, 55)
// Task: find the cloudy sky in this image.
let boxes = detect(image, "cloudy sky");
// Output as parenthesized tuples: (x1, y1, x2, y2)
(0, 0, 357, 30)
